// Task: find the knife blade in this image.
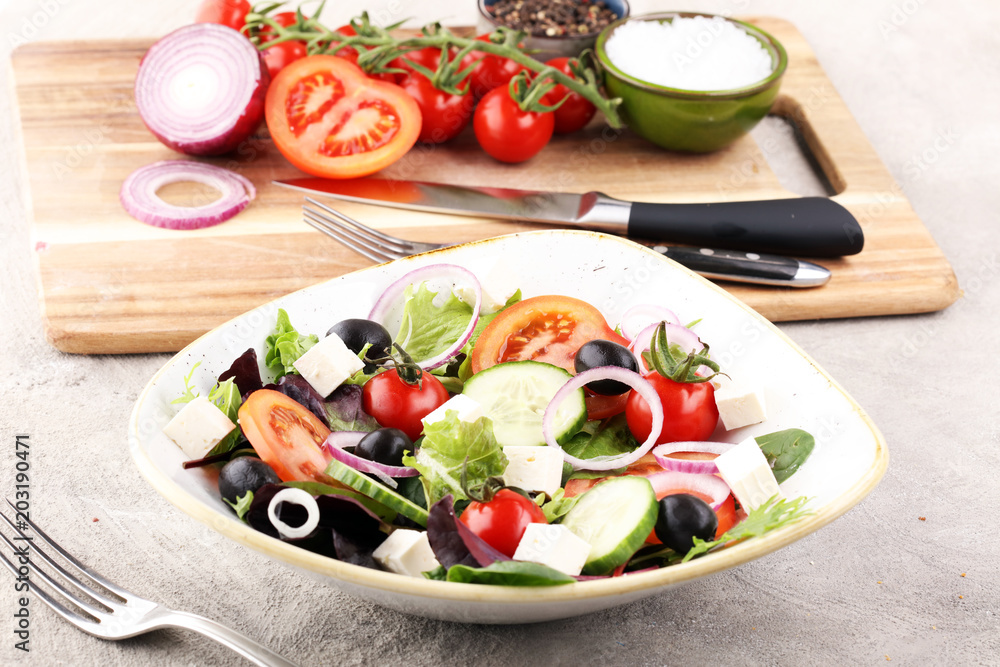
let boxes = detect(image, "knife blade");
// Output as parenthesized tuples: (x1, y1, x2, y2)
(274, 177, 863, 257)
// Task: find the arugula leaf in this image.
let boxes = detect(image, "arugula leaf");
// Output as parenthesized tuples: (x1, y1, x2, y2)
(445, 560, 576, 586)
(265, 309, 318, 379)
(171, 362, 202, 405)
(540, 488, 582, 523)
(402, 412, 507, 507)
(224, 490, 253, 521)
(561, 414, 637, 460)
(682, 495, 813, 562)
(756, 428, 815, 483)
(205, 378, 242, 456)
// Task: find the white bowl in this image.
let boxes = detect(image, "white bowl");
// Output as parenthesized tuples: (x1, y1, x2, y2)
(129, 230, 887, 624)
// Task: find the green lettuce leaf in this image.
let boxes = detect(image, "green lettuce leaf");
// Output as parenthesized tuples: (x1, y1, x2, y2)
(402, 411, 507, 507)
(756, 428, 815, 483)
(540, 488, 582, 523)
(265, 309, 318, 379)
(445, 561, 576, 586)
(224, 490, 254, 521)
(204, 378, 242, 457)
(561, 414, 637, 460)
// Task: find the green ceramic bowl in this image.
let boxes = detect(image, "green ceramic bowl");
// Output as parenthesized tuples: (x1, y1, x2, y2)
(595, 12, 788, 153)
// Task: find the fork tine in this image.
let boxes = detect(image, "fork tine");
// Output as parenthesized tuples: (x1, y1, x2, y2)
(5, 499, 131, 600)
(0, 510, 122, 608)
(304, 204, 412, 254)
(0, 548, 102, 631)
(303, 216, 392, 263)
(305, 197, 419, 249)
(303, 210, 405, 262)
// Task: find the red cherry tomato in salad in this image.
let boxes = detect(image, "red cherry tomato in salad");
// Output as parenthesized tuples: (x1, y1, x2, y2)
(195, 0, 250, 30)
(463, 34, 531, 99)
(400, 73, 474, 143)
(362, 370, 449, 441)
(335, 24, 399, 83)
(474, 85, 554, 163)
(262, 41, 308, 81)
(238, 389, 331, 482)
(470, 295, 631, 419)
(625, 372, 720, 444)
(541, 57, 597, 134)
(459, 489, 547, 558)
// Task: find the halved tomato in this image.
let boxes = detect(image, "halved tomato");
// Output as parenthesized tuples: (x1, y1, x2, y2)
(265, 55, 421, 179)
(238, 389, 331, 482)
(470, 295, 632, 419)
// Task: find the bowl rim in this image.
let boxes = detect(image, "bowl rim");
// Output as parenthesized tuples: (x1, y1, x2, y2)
(129, 230, 887, 608)
(595, 11, 789, 99)
(476, 0, 632, 40)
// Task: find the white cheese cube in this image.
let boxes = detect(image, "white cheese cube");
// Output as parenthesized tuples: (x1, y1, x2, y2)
(457, 259, 519, 314)
(292, 333, 364, 397)
(502, 446, 565, 497)
(713, 437, 783, 511)
(513, 523, 591, 576)
(162, 395, 236, 460)
(372, 529, 440, 578)
(713, 375, 767, 430)
(421, 394, 484, 429)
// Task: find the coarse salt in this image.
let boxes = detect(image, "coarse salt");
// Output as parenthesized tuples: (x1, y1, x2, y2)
(605, 16, 774, 91)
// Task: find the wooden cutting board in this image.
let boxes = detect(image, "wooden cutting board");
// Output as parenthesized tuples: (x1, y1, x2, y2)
(11, 18, 958, 354)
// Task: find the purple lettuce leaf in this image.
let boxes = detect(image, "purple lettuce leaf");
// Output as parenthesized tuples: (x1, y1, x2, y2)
(426, 496, 510, 569)
(219, 348, 263, 398)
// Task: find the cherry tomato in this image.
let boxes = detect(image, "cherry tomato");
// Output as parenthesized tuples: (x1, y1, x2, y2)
(625, 372, 720, 444)
(265, 55, 421, 179)
(462, 35, 531, 99)
(400, 73, 474, 143)
(238, 389, 331, 482)
(459, 489, 547, 558)
(471, 295, 630, 419)
(334, 24, 398, 83)
(262, 41, 308, 81)
(474, 85, 553, 163)
(390, 47, 448, 75)
(362, 370, 449, 441)
(541, 57, 597, 134)
(195, 0, 250, 30)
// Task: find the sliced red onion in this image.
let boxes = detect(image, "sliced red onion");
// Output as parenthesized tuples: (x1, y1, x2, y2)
(619, 304, 680, 341)
(543, 367, 663, 471)
(323, 431, 419, 489)
(267, 487, 320, 539)
(368, 264, 481, 371)
(135, 23, 268, 156)
(630, 321, 707, 372)
(644, 470, 732, 511)
(652, 442, 736, 474)
(120, 160, 255, 229)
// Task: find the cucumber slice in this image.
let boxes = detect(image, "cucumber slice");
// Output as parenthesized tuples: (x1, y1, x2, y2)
(324, 459, 429, 527)
(463, 360, 586, 447)
(560, 476, 658, 575)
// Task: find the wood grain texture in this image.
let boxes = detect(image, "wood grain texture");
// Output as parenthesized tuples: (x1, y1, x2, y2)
(11, 19, 958, 354)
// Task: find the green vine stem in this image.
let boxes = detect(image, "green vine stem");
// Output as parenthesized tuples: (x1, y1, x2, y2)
(244, 7, 623, 127)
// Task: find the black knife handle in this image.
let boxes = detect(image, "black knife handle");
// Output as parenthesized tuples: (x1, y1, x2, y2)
(627, 197, 863, 257)
(656, 246, 830, 287)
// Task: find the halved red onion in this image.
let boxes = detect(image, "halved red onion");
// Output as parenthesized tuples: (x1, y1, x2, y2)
(120, 160, 256, 229)
(135, 23, 268, 156)
(652, 442, 736, 474)
(643, 470, 732, 511)
(368, 264, 481, 371)
(323, 431, 419, 488)
(267, 487, 320, 539)
(619, 304, 680, 341)
(543, 367, 663, 471)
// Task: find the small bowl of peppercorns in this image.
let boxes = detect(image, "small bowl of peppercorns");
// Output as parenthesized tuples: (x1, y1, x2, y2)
(477, 0, 630, 62)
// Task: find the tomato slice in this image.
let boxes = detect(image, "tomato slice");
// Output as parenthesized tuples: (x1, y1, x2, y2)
(470, 295, 631, 419)
(238, 389, 331, 482)
(265, 55, 421, 179)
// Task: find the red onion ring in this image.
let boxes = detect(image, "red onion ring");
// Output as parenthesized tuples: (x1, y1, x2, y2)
(630, 321, 707, 372)
(368, 264, 481, 371)
(542, 367, 663, 471)
(619, 304, 680, 341)
(652, 442, 736, 474)
(643, 470, 732, 511)
(323, 432, 420, 487)
(267, 488, 320, 539)
(120, 160, 255, 229)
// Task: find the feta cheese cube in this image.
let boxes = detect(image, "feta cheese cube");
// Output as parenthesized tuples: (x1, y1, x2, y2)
(502, 446, 565, 497)
(713, 436, 783, 511)
(162, 395, 236, 460)
(372, 529, 440, 578)
(292, 333, 364, 397)
(513, 523, 591, 576)
(713, 375, 767, 430)
(421, 394, 484, 429)
(457, 259, 519, 314)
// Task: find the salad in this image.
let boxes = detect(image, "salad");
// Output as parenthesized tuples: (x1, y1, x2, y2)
(162, 263, 815, 586)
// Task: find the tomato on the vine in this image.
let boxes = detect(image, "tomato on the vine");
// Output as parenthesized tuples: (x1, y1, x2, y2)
(541, 57, 597, 134)
(473, 85, 553, 163)
(334, 24, 399, 83)
(625, 372, 719, 444)
(362, 370, 449, 441)
(195, 0, 250, 31)
(238, 389, 331, 482)
(401, 73, 474, 143)
(259, 11, 309, 80)
(462, 35, 531, 99)
(459, 489, 547, 558)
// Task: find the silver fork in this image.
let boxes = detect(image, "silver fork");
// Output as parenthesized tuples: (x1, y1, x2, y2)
(0, 501, 296, 667)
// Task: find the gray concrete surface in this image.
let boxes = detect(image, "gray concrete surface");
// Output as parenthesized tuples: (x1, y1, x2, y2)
(1, 1, 997, 665)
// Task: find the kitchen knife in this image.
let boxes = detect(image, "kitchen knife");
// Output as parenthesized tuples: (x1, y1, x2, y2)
(274, 177, 863, 257)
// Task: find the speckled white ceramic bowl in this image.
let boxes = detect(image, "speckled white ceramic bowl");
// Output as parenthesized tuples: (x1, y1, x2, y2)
(129, 230, 887, 624)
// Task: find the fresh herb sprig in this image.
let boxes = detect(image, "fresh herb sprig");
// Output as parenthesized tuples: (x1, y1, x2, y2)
(682, 495, 813, 562)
